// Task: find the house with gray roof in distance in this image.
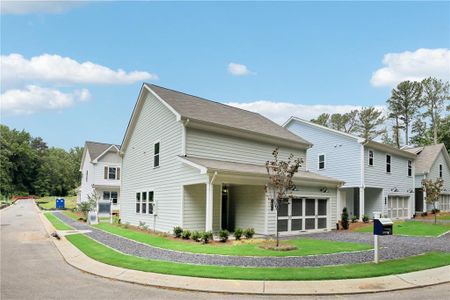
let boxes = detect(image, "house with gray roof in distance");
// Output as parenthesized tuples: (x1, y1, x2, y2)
(79, 141, 122, 216)
(119, 84, 343, 235)
(404, 143, 450, 212)
(284, 117, 417, 221)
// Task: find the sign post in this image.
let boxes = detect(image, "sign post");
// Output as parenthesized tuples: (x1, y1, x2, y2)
(374, 235, 379, 263)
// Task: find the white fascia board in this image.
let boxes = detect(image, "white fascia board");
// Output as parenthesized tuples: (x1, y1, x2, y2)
(144, 84, 182, 121)
(92, 145, 120, 163)
(177, 156, 208, 174)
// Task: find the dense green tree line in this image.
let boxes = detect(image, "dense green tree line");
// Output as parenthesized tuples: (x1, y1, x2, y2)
(311, 77, 450, 151)
(0, 124, 83, 197)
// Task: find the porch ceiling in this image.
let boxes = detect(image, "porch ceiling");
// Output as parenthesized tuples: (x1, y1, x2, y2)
(178, 156, 343, 186)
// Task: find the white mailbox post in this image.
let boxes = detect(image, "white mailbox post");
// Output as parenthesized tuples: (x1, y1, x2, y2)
(373, 218, 393, 263)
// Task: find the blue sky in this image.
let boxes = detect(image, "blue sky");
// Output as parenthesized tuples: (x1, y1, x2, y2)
(1, 1, 449, 149)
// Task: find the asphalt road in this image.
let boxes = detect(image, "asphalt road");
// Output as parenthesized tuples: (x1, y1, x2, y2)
(1, 200, 449, 300)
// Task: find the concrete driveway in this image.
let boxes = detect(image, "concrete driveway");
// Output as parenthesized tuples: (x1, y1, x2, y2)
(1, 200, 448, 300)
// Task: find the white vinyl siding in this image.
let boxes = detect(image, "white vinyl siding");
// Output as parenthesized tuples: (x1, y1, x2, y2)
(120, 91, 205, 232)
(182, 184, 220, 232)
(186, 128, 307, 169)
(230, 185, 266, 234)
(285, 121, 361, 187)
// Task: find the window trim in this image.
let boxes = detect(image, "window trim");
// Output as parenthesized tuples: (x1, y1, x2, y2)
(153, 141, 160, 168)
(103, 191, 118, 204)
(386, 154, 391, 174)
(317, 153, 326, 170)
(368, 149, 374, 166)
(104, 165, 121, 180)
(407, 160, 412, 177)
(135, 190, 155, 215)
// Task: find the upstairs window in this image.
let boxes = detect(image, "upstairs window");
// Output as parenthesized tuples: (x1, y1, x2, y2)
(386, 154, 391, 173)
(154, 142, 160, 167)
(86, 170, 88, 182)
(135, 192, 141, 213)
(318, 154, 325, 170)
(368, 150, 374, 166)
(440, 164, 443, 178)
(104, 166, 120, 180)
(408, 160, 412, 177)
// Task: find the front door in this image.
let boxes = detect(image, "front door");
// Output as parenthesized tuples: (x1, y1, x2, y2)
(277, 198, 328, 233)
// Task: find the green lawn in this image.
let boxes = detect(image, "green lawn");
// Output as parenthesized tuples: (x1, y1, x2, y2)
(66, 234, 450, 280)
(44, 212, 73, 230)
(437, 215, 450, 221)
(355, 221, 450, 237)
(94, 223, 371, 257)
(36, 196, 77, 210)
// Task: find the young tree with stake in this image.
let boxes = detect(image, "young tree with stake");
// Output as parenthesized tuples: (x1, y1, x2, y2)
(265, 147, 303, 247)
(422, 178, 444, 224)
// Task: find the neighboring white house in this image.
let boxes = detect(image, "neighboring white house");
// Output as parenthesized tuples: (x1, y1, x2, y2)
(404, 143, 450, 212)
(119, 84, 343, 235)
(79, 141, 122, 216)
(284, 117, 417, 220)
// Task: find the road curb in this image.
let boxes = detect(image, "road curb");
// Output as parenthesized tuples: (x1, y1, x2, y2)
(38, 207, 450, 295)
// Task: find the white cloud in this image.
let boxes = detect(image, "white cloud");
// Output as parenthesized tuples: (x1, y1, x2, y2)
(371, 48, 450, 87)
(228, 62, 254, 76)
(1, 53, 158, 87)
(1, 0, 81, 15)
(227, 100, 385, 124)
(1, 85, 91, 115)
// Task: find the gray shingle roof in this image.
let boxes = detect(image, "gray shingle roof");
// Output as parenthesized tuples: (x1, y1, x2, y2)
(404, 143, 447, 174)
(85, 141, 120, 161)
(180, 156, 343, 184)
(145, 84, 312, 146)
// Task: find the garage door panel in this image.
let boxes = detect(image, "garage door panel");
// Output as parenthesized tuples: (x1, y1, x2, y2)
(387, 196, 409, 219)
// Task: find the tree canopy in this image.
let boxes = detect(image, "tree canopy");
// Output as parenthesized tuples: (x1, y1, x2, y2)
(0, 124, 83, 197)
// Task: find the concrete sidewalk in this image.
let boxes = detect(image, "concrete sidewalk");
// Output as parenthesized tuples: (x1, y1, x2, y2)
(39, 209, 450, 295)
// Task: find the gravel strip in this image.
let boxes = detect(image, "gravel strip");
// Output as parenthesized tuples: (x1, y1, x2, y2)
(53, 212, 450, 268)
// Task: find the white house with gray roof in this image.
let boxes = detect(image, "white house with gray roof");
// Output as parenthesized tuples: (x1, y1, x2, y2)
(284, 117, 417, 220)
(404, 144, 450, 212)
(119, 84, 343, 235)
(79, 141, 122, 216)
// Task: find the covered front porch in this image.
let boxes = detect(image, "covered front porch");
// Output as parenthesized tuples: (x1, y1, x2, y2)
(179, 156, 342, 235)
(92, 184, 120, 217)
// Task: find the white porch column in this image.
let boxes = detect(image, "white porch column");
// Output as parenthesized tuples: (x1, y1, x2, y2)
(359, 187, 365, 221)
(336, 189, 342, 220)
(205, 182, 214, 231)
(423, 189, 427, 213)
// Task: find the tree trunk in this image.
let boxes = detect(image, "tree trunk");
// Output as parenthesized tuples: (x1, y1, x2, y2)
(432, 111, 437, 144)
(405, 120, 409, 146)
(276, 208, 279, 247)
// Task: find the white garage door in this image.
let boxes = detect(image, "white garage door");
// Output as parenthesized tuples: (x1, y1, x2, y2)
(387, 196, 409, 219)
(277, 198, 328, 232)
(439, 194, 450, 212)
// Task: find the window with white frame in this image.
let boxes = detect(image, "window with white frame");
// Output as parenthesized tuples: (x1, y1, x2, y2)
(103, 191, 118, 204)
(142, 191, 147, 214)
(86, 170, 88, 182)
(318, 154, 325, 170)
(148, 191, 154, 214)
(440, 164, 443, 178)
(135, 192, 141, 213)
(154, 142, 160, 167)
(368, 150, 374, 166)
(408, 160, 412, 177)
(386, 154, 391, 173)
(104, 166, 120, 180)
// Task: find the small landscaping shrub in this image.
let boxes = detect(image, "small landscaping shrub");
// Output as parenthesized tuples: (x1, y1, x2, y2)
(431, 208, 440, 214)
(219, 229, 229, 242)
(173, 226, 183, 238)
(191, 231, 201, 242)
(112, 215, 121, 225)
(243, 228, 255, 239)
(201, 231, 213, 244)
(351, 215, 358, 223)
(138, 221, 149, 230)
(181, 230, 191, 240)
(362, 214, 369, 223)
(341, 207, 349, 230)
(421, 212, 428, 217)
(123, 222, 130, 229)
(234, 228, 243, 240)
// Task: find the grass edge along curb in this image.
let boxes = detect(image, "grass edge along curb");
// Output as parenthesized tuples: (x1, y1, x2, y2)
(93, 223, 371, 257)
(355, 221, 450, 237)
(65, 234, 450, 281)
(44, 212, 73, 230)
